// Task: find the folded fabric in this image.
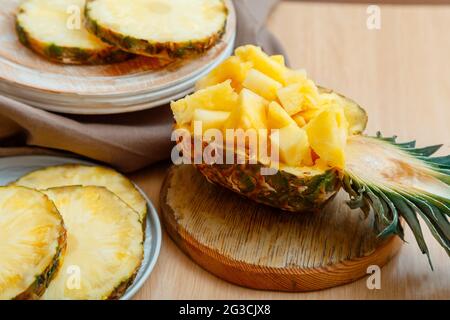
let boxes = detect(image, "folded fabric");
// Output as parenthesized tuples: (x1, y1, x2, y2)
(0, 0, 286, 173)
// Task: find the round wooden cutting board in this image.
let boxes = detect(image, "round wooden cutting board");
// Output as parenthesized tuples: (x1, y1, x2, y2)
(160, 165, 403, 292)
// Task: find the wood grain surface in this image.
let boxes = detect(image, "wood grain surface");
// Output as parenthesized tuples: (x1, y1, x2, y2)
(129, 1, 450, 299)
(159, 165, 402, 292)
(0, 0, 235, 95)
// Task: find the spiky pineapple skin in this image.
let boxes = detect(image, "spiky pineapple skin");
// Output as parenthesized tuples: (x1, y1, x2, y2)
(84, 0, 228, 60)
(13, 203, 67, 300)
(16, 19, 132, 65)
(195, 163, 342, 213)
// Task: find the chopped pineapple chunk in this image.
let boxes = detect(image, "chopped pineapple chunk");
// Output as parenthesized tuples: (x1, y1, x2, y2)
(270, 55, 285, 66)
(225, 89, 268, 130)
(267, 101, 296, 129)
(195, 56, 253, 92)
(192, 109, 230, 132)
(243, 69, 282, 101)
(235, 45, 287, 84)
(292, 114, 306, 127)
(305, 107, 349, 168)
(171, 80, 238, 125)
(270, 125, 312, 166)
(283, 69, 308, 85)
(277, 83, 304, 115)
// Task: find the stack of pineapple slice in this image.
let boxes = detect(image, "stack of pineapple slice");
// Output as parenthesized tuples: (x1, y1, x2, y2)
(16, 0, 228, 65)
(0, 165, 146, 300)
(171, 45, 450, 265)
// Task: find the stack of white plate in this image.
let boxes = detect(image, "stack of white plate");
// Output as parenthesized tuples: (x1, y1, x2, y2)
(0, 0, 236, 115)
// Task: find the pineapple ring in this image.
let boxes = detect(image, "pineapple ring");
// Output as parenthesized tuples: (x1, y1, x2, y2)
(41, 186, 143, 300)
(0, 186, 66, 300)
(16, 0, 131, 64)
(12, 164, 147, 222)
(85, 0, 228, 60)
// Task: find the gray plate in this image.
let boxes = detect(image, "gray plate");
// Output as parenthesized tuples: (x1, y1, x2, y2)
(0, 155, 162, 300)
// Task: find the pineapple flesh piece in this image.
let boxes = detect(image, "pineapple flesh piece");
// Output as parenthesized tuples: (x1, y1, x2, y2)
(270, 124, 312, 167)
(85, 0, 228, 60)
(224, 89, 268, 131)
(16, 0, 131, 64)
(305, 107, 349, 169)
(12, 164, 147, 222)
(41, 186, 143, 300)
(267, 101, 296, 129)
(196, 56, 253, 92)
(192, 109, 230, 132)
(0, 186, 66, 300)
(277, 83, 305, 115)
(172, 80, 238, 126)
(242, 69, 283, 101)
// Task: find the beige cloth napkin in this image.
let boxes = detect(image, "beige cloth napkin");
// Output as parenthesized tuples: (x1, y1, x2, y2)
(0, 0, 285, 173)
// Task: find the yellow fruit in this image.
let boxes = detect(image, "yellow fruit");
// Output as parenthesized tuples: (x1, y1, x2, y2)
(192, 109, 230, 132)
(195, 56, 253, 92)
(235, 45, 287, 84)
(305, 107, 349, 168)
(270, 124, 312, 166)
(224, 89, 268, 130)
(171, 80, 238, 125)
(292, 114, 306, 127)
(270, 55, 285, 66)
(276, 83, 304, 115)
(242, 69, 282, 101)
(267, 101, 296, 129)
(283, 69, 308, 85)
(297, 108, 323, 123)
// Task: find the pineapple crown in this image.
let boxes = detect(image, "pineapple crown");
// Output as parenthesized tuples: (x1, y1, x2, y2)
(343, 133, 450, 269)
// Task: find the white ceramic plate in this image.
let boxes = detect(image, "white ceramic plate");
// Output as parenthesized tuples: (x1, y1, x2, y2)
(0, 155, 162, 300)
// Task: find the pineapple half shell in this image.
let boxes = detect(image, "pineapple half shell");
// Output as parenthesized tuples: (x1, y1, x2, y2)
(84, 0, 228, 60)
(0, 186, 66, 300)
(41, 186, 143, 300)
(12, 164, 147, 222)
(16, 0, 131, 64)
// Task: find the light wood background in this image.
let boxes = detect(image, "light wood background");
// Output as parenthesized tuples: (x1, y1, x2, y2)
(129, 0, 450, 299)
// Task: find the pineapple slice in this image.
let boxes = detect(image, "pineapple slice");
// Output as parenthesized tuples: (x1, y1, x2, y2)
(235, 45, 287, 84)
(0, 186, 65, 300)
(270, 125, 312, 166)
(195, 56, 253, 92)
(16, 0, 130, 65)
(12, 164, 147, 222)
(171, 80, 238, 125)
(41, 186, 143, 300)
(224, 89, 268, 130)
(85, 0, 228, 60)
(283, 69, 308, 85)
(192, 109, 230, 131)
(242, 69, 283, 101)
(267, 101, 296, 129)
(305, 107, 349, 168)
(277, 83, 305, 115)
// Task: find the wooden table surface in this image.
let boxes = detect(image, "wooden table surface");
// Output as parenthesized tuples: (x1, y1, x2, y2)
(130, 1, 450, 300)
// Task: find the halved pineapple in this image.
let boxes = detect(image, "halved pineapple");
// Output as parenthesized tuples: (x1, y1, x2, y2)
(0, 186, 66, 300)
(172, 45, 450, 264)
(85, 0, 228, 60)
(41, 186, 143, 300)
(12, 165, 147, 222)
(16, 0, 131, 64)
